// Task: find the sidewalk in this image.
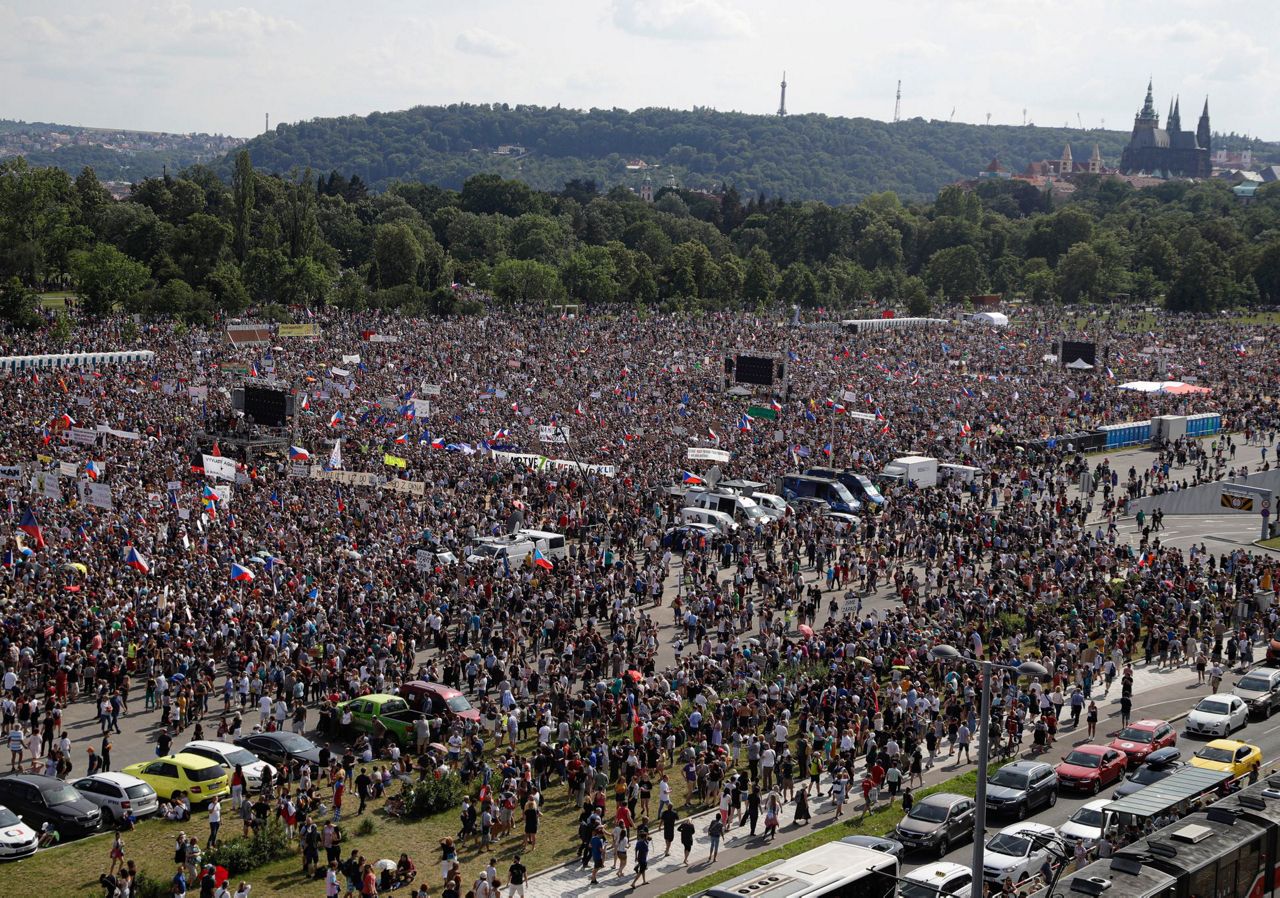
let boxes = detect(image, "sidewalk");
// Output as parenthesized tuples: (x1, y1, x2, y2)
(524, 660, 1204, 898)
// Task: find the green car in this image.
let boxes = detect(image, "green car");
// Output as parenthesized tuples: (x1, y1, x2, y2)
(336, 694, 426, 747)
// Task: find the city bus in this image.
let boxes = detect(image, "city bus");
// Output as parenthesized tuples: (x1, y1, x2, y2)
(696, 840, 897, 898)
(1037, 774, 1280, 898)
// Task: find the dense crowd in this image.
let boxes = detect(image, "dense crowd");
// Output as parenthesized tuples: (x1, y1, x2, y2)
(2, 305, 1279, 898)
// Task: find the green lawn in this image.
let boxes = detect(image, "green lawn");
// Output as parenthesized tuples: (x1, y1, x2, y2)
(1256, 536, 1280, 551)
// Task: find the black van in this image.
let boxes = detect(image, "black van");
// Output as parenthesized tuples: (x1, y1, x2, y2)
(780, 474, 860, 513)
(804, 467, 886, 507)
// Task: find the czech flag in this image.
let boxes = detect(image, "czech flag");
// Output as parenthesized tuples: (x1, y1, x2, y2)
(18, 510, 45, 549)
(708, 427, 719, 443)
(124, 547, 150, 574)
(59, 412, 76, 429)
(492, 428, 510, 440)
(329, 410, 345, 427)
(249, 361, 260, 378)
(393, 432, 408, 445)
(430, 436, 445, 449)
(532, 548, 553, 570)
(737, 414, 752, 432)
(822, 442, 833, 456)
(85, 459, 103, 481)
(682, 471, 704, 485)
(230, 563, 255, 582)
(299, 393, 311, 411)
(288, 446, 311, 461)
(574, 402, 585, 416)
(770, 398, 783, 413)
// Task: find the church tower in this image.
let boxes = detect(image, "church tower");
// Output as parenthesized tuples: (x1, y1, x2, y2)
(1168, 96, 1181, 133)
(1088, 144, 1102, 174)
(1197, 97, 1211, 153)
(639, 176, 653, 203)
(1136, 79, 1159, 127)
(1060, 143, 1073, 174)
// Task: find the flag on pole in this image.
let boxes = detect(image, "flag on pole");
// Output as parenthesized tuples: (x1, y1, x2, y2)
(230, 562, 255, 582)
(532, 547, 553, 570)
(681, 471, 704, 485)
(288, 446, 311, 461)
(335, 487, 345, 513)
(18, 510, 45, 548)
(85, 460, 103, 481)
(737, 414, 752, 432)
(328, 439, 343, 470)
(329, 410, 345, 427)
(124, 547, 150, 573)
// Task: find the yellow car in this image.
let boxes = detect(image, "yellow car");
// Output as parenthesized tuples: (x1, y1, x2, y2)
(1189, 739, 1262, 778)
(122, 752, 231, 803)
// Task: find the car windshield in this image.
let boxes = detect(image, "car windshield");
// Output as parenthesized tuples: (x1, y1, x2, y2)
(0, 807, 20, 826)
(272, 733, 314, 751)
(908, 803, 950, 823)
(987, 833, 1031, 856)
(1116, 727, 1156, 743)
(900, 882, 951, 898)
(989, 770, 1029, 789)
(1070, 807, 1104, 827)
(186, 764, 225, 782)
(1238, 676, 1272, 691)
(1064, 751, 1102, 768)
(1196, 700, 1231, 715)
(1129, 767, 1173, 785)
(221, 748, 260, 767)
(125, 784, 153, 800)
(42, 783, 83, 805)
(446, 695, 473, 712)
(1196, 747, 1235, 763)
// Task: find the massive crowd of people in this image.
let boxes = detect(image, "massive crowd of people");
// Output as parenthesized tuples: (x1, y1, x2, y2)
(2, 305, 1279, 898)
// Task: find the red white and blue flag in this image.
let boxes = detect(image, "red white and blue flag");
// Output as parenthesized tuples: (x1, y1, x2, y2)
(230, 562, 255, 582)
(288, 446, 311, 461)
(125, 547, 150, 574)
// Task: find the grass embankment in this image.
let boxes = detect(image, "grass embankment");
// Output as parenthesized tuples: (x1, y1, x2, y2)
(5, 748, 714, 896)
(665, 764, 1000, 898)
(1256, 536, 1280, 551)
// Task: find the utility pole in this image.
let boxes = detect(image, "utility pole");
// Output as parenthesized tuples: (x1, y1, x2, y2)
(893, 80, 901, 123)
(265, 112, 269, 134)
(778, 71, 787, 117)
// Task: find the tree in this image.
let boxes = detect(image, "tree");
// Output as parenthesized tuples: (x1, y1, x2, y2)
(1167, 242, 1230, 312)
(1056, 243, 1102, 303)
(901, 276, 932, 316)
(492, 259, 564, 308)
(561, 246, 618, 305)
(742, 246, 779, 306)
(923, 245, 988, 299)
(0, 277, 40, 329)
(231, 150, 255, 262)
(372, 221, 425, 288)
(69, 242, 149, 315)
(778, 261, 819, 307)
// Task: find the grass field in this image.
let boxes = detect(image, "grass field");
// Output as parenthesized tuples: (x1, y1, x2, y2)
(3, 744, 715, 896)
(1256, 536, 1280, 551)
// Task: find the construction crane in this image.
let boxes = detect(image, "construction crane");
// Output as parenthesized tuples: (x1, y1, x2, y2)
(949, 107, 955, 122)
(1077, 113, 1083, 129)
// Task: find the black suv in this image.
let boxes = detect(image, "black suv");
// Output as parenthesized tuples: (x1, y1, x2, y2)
(894, 792, 976, 858)
(984, 760, 1059, 819)
(0, 773, 102, 838)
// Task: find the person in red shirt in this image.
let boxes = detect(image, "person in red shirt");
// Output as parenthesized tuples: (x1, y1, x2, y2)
(615, 803, 633, 832)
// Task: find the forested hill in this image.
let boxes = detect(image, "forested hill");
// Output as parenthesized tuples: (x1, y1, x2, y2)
(222, 104, 1277, 204)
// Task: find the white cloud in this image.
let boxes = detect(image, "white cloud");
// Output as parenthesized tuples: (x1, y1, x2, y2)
(455, 27, 518, 58)
(612, 0, 752, 40)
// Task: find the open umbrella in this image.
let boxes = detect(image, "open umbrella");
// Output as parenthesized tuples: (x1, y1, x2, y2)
(854, 656, 872, 664)
(374, 859, 398, 873)
(625, 670, 643, 682)
(797, 624, 814, 638)
(63, 562, 88, 575)
(892, 664, 912, 671)
(428, 742, 447, 754)
(214, 866, 229, 887)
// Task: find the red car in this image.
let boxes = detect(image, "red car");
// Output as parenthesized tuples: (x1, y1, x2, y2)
(397, 681, 482, 723)
(1054, 744, 1128, 794)
(1107, 719, 1177, 766)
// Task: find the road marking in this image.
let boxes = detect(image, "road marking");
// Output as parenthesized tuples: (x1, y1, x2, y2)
(1264, 721, 1280, 736)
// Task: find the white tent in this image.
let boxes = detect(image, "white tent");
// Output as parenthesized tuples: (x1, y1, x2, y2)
(1066, 358, 1094, 370)
(970, 311, 1009, 327)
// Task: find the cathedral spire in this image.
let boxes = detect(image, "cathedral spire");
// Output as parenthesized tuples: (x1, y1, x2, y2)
(1169, 95, 1181, 131)
(1139, 78, 1157, 122)
(1197, 96, 1211, 154)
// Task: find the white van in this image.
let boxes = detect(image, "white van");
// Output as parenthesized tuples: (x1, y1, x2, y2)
(683, 491, 771, 527)
(679, 506, 738, 536)
(466, 537, 535, 565)
(750, 492, 788, 520)
(516, 529, 568, 560)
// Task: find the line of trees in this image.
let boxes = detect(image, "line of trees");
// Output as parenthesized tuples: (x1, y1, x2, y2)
(3, 152, 1280, 327)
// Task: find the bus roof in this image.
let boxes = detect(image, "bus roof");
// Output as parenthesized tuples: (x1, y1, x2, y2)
(701, 841, 895, 898)
(1104, 766, 1231, 819)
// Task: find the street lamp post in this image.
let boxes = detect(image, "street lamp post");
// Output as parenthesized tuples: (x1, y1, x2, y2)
(930, 644, 1048, 898)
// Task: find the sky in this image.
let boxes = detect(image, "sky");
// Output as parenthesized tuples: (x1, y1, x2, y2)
(0, 0, 1276, 141)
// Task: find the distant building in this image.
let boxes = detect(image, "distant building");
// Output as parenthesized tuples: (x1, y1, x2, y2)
(639, 176, 653, 203)
(978, 158, 1011, 179)
(1119, 80, 1210, 178)
(492, 145, 527, 157)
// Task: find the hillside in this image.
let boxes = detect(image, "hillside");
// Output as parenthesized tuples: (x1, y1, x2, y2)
(0, 120, 244, 186)
(224, 104, 1280, 204)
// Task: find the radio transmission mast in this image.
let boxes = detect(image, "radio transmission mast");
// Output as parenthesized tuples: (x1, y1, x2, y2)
(893, 80, 902, 123)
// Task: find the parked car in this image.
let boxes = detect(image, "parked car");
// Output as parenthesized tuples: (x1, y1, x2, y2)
(121, 753, 229, 803)
(398, 681, 482, 723)
(1057, 799, 1110, 849)
(984, 760, 1058, 819)
(894, 792, 975, 858)
(0, 805, 38, 860)
(70, 772, 159, 822)
(1234, 668, 1280, 717)
(982, 822, 1061, 884)
(181, 740, 276, 791)
(1186, 694, 1249, 738)
(1113, 747, 1186, 799)
(1054, 745, 1128, 794)
(899, 862, 973, 897)
(839, 834, 905, 858)
(1107, 718, 1177, 766)
(0, 774, 101, 838)
(336, 694, 427, 748)
(233, 732, 323, 768)
(1189, 739, 1262, 778)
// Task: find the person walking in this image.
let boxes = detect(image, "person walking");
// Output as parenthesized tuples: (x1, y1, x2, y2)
(678, 818, 696, 865)
(630, 831, 649, 887)
(707, 815, 723, 862)
(206, 796, 222, 848)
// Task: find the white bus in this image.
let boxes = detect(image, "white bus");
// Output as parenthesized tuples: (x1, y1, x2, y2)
(840, 317, 949, 334)
(697, 841, 898, 898)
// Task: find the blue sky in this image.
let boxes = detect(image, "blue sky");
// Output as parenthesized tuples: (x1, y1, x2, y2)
(0, 0, 1273, 140)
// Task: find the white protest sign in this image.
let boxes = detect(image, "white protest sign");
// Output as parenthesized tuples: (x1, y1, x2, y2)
(202, 455, 237, 482)
(687, 447, 731, 463)
(539, 425, 570, 444)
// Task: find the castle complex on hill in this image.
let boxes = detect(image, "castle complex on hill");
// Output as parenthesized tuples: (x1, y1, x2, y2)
(1119, 80, 1211, 178)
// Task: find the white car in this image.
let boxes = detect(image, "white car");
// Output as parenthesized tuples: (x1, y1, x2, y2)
(71, 772, 159, 822)
(750, 492, 788, 520)
(1185, 693, 1249, 738)
(181, 740, 276, 791)
(0, 804, 39, 860)
(982, 822, 1061, 884)
(900, 862, 973, 898)
(1058, 799, 1109, 849)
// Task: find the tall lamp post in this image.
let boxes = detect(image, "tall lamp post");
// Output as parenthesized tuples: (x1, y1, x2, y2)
(929, 644, 1048, 898)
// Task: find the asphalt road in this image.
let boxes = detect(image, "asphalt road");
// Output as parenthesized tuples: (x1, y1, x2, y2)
(903, 664, 1280, 880)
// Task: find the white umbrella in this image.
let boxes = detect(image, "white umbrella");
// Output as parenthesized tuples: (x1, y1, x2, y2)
(1066, 358, 1094, 370)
